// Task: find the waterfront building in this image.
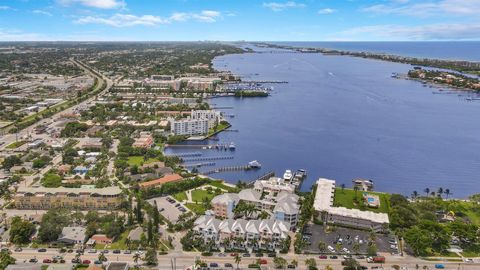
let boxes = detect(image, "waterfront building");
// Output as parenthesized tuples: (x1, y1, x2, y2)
(191, 110, 222, 128)
(138, 173, 183, 189)
(168, 117, 209, 136)
(313, 178, 389, 232)
(14, 187, 123, 210)
(254, 177, 295, 194)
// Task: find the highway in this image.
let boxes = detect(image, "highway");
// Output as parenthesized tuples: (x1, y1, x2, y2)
(7, 248, 480, 270)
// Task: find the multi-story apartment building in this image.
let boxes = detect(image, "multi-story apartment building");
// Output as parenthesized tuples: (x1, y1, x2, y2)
(211, 193, 240, 219)
(193, 215, 291, 250)
(314, 178, 389, 232)
(168, 117, 209, 136)
(132, 134, 154, 148)
(14, 187, 123, 210)
(191, 110, 222, 128)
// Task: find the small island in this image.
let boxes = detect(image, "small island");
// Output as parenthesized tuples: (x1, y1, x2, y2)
(407, 67, 480, 92)
(234, 90, 269, 97)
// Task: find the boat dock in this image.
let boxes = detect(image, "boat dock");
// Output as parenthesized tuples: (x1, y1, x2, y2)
(246, 171, 275, 187)
(183, 162, 216, 167)
(182, 156, 234, 162)
(165, 152, 202, 158)
(201, 165, 255, 175)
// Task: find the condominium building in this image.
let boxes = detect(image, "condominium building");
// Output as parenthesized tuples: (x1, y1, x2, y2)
(193, 215, 291, 250)
(313, 178, 389, 232)
(14, 187, 123, 210)
(132, 134, 154, 148)
(168, 117, 209, 136)
(191, 110, 222, 128)
(254, 177, 295, 194)
(211, 193, 240, 219)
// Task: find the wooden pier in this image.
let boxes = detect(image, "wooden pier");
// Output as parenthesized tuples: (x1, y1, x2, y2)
(246, 171, 275, 187)
(165, 152, 202, 158)
(183, 162, 216, 167)
(182, 156, 234, 162)
(201, 165, 254, 175)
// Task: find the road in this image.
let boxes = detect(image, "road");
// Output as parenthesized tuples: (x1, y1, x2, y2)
(7, 248, 480, 270)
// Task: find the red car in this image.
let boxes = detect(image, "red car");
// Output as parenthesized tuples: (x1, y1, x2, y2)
(258, 259, 268, 265)
(319, 255, 328, 259)
(82, 260, 91, 264)
(230, 253, 237, 257)
(43, 259, 52, 263)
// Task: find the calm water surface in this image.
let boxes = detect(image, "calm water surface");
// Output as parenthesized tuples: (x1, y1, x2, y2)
(165, 48, 480, 198)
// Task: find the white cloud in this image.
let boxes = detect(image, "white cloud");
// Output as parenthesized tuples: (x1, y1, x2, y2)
(318, 8, 336, 14)
(361, 0, 480, 17)
(0, 29, 47, 41)
(32, 10, 53, 16)
(340, 23, 480, 40)
(75, 10, 223, 27)
(75, 14, 168, 27)
(192, 10, 221, 23)
(263, 1, 306, 12)
(0, 6, 12, 10)
(58, 0, 126, 9)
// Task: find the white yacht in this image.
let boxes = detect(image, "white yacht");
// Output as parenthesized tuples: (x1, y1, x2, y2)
(248, 160, 262, 168)
(283, 170, 293, 181)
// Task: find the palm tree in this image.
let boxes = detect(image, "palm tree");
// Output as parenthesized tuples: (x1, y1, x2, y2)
(341, 183, 346, 193)
(318, 241, 327, 253)
(234, 253, 241, 269)
(98, 252, 107, 262)
(444, 189, 451, 199)
(412, 191, 418, 200)
(430, 191, 436, 197)
(353, 186, 359, 200)
(325, 265, 334, 270)
(273, 257, 287, 269)
(437, 187, 444, 198)
(305, 258, 316, 270)
(291, 259, 298, 268)
(133, 253, 140, 267)
(424, 188, 430, 197)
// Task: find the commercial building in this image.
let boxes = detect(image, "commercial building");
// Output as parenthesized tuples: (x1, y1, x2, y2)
(313, 178, 389, 232)
(57, 226, 87, 245)
(14, 187, 123, 210)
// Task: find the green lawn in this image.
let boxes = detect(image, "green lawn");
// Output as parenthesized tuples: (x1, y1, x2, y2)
(173, 191, 188, 202)
(185, 203, 207, 215)
(107, 231, 129, 250)
(208, 180, 239, 193)
(191, 189, 215, 203)
(127, 156, 159, 167)
(6, 141, 26, 149)
(207, 122, 231, 137)
(333, 188, 391, 213)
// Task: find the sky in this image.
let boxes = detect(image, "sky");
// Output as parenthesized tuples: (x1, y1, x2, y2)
(1, 0, 480, 41)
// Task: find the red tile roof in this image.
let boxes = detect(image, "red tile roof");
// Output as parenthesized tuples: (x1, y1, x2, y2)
(139, 173, 183, 188)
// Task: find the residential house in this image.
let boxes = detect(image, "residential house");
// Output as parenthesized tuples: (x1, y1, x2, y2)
(211, 193, 240, 219)
(138, 173, 183, 189)
(57, 226, 86, 245)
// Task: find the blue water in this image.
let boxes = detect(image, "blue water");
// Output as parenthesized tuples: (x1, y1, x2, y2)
(271, 42, 480, 62)
(165, 45, 480, 198)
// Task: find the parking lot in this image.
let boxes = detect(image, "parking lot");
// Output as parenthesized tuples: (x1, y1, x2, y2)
(147, 196, 189, 223)
(303, 224, 397, 255)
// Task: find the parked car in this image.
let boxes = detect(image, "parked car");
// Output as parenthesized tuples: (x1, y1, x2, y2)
(43, 259, 52, 263)
(287, 265, 296, 269)
(230, 253, 237, 257)
(29, 258, 38, 263)
(319, 255, 328, 259)
(88, 249, 97, 254)
(124, 250, 132, 254)
(209, 263, 219, 267)
(434, 264, 445, 269)
(255, 253, 263, 257)
(258, 259, 267, 265)
(94, 260, 103, 264)
(267, 253, 276, 257)
(218, 253, 226, 257)
(71, 258, 81, 263)
(330, 255, 338, 259)
(38, 248, 47, 252)
(82, 260, 91, 264)
(14, 247, 22, 252)
(113, 250, 121, 254)
(242, 253, 251, 257)
(224, 263, 233, 268)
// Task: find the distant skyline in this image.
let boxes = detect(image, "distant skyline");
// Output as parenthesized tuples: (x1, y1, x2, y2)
(1, 0, 480, 41)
